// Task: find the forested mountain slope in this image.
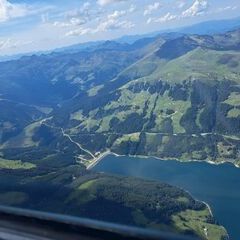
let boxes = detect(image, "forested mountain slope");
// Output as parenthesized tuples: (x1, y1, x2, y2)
(0, 28, 239, 166)
(1, 29, 240, 166)
(49, 29, 240, 166)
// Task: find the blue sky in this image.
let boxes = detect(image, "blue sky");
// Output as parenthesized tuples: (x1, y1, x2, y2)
(0, 0, 240, 55)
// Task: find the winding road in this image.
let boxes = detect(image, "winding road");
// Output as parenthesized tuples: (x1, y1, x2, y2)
(61, 128, 111, 169)
(40, 118, 103, 167)
(61, 128, 96, 159)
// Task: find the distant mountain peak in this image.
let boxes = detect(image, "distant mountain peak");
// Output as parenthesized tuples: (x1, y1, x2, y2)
(156, 35, 198, 60)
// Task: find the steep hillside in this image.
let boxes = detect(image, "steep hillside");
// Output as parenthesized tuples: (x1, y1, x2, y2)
(1, 29, 239, 166)
(0, 29, 239, 167)
(45, 29, 240, 167)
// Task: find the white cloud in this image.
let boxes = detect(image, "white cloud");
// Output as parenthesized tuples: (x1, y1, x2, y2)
(65, 18, 135, 37)
(82, 2, 91, 9)
(54, 17, 87, 27)
(0, 38, 33, 50)
(155, 12, 177, 22)
(94, 8, 134, 32)
(55, 1, 135, 30)
(147, 0, 208, 25)
(52, 2, 96, 28)
(0, 0, 29, 22)
(63, 1, 135, 37)
(41, 13, 49, 23)
(93, 10, 133, 33)
(97, 0, 127, 6)
(108, 10, 126, 19)
(129, 4, 136, 13)
(182, 0, 208, 17)
(95, 19, 134, 32)
(147, 17, 153, 24)
(66, 2, 91, 18)
(147, 12, 177, 24)
(214, 5, 238, 13)
(0, 0, 54, 24)
(65, 27, 92, 37)
(144, 2, 161, 16)
(65, 8, 135, 37)
(177, 1, 187, 9)
(0, 38, 10, 49)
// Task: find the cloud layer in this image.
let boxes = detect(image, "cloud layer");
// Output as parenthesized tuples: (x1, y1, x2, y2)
(182, 0, 208, 17)
(144, 2, 161, 16)
(0, 0, 29, 22)
(0, 0, 239, 55)
(65, 7, 135, 37)
(97, 0, 128, 6)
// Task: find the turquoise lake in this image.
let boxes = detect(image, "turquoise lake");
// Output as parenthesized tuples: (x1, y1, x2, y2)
(93, 155, 240, 240)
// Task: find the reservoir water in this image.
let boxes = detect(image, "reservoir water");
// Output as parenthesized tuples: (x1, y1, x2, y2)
(93, 155, 240, 240)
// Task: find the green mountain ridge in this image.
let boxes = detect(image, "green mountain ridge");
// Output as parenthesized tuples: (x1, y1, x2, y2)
(45, 29, 240, 167)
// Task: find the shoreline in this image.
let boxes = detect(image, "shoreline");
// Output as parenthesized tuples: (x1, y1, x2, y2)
(127, 153, 240, 168)
(86, 150, 239, 170)
(87, 151, 218, 216)
(89, 151, 239, 169)
(184, 189, 214, 217)
(86, 150, 238, 219)
(87, 151, 231, 239)
(202, 201, 213, 217)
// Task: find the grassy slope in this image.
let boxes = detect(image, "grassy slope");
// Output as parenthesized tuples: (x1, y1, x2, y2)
(71, 46, 240, 129)
(172, 208, 228, 240)
(1, 121, 41, 149)
(1, 43, 238, 168)
(157, 48, 240, 83)
(63, 45, 240, 166)
(0, 158, 36, 169)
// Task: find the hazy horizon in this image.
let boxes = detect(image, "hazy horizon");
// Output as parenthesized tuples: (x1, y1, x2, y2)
(0, 0, 240, 57)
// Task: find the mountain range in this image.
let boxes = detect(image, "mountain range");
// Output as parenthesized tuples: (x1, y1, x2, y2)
(1, 16, 240, 62)
(0, 21, 239, 240)
(1, 26, 238, 166)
